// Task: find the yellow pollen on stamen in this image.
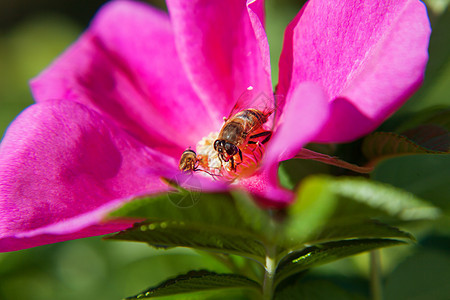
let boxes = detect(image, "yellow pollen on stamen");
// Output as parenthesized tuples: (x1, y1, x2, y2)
(195, 132, 223, 176)
(195, 131, 265, 180)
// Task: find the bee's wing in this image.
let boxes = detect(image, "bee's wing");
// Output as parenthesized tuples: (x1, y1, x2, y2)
(227, 87, 277, 119)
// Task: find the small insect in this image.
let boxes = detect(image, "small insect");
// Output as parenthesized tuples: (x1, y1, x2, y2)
(178, 149, 218, 177)
(178, 149, 198, 172)
(214, 88, 275, 171)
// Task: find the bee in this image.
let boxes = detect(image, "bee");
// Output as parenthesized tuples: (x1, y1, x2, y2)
(214, 88, 275, 171)
(178, 149, 198, 172)
(179, 149, 218, 178)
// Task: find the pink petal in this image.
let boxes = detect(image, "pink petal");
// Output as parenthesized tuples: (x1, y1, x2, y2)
(264, 82, 329, 165)
(166, 0, 273, 122)
(240, 82, 329, 206)
(278, 0, 431, 142)
(0, 206, 138, 252)
(144, 167, 230, 193)
(30, 0, 216, 156)
(238, 164, 293, 207)
(0, 101, 172, 252)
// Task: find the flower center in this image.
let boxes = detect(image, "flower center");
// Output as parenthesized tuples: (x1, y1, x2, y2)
(195, 131, 266, 181)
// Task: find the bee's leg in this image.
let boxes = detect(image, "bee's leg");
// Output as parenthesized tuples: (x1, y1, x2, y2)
(247, 131, 271, 162)
(217, 154, 224, 173)
(255, 141, 264, 160)
(230, 156, 236, 171)
(249, 131, 272, 144)
(248, 143, 259, 162)
(261, 132, 272, 144)
(249, 131, 271, 139)
(194, 159, 200, 171)
(231, 149, 244, 171)
(248, 141, 264, 162)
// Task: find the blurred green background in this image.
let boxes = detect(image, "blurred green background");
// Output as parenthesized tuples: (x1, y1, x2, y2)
(0, 0, 449, 299)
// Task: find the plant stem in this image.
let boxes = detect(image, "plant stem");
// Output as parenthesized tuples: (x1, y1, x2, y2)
(263, 246, 276, 300)
(370, 250, 383, 300)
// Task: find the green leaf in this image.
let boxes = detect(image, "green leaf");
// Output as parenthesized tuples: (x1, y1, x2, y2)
(270, 175, 434, 287)
(108, 175, 438, 291)
(110, 190, 270, 231)
(283, 176, 338, 242)
(107, 191, 274, 264)
(107, 220, 266, 264)
(278, 220, 413, 278)
(362, 132, 446, 161)
(231, 190, 278, 241)
(109, 192, 238, 226)
(274, 175, 438, 267)
(109, 191, 271, 234)
(124, 270, 261, 299)
(284, 175, 440, 245)
(372, 154, 450, 210)
(327, 176, 441, 221)
(309, 219, 415, 245)
(274, 239, 405, 288)
(371, 108, 450, 159)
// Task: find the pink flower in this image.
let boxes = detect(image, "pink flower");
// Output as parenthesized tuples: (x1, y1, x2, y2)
(0, 0, 430, 252)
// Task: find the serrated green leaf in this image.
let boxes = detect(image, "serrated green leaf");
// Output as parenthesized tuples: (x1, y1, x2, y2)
(278, 218, 414, 275)
(131, 290, 255, 300)
(107, 191, 276, 264)
(109, 191, 272, 235)
(369, 108, 450, 159)
(308, 219, 414, 245)
(272, 174, 439, 272)
(124, 270, 261, 299)
(281, 176, 338, 245)
(362, 132, 446, 161)
(106, 220, 266, 264)
(274, 239, 405, 288)
(372, 154, 450, 210)
(328, 176, 441, 221)
(282, 176, 439, 247)
(231, 190, 278, 241)
(109, 192, 239, 227)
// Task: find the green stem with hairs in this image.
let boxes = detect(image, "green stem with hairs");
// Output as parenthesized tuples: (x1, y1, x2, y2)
(370, 250, 383, 300)
(263, 245, 277, 300)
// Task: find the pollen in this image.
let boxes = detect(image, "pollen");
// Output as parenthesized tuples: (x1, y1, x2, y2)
(195, 131, 223, 171)
(195, 131, 266, 181)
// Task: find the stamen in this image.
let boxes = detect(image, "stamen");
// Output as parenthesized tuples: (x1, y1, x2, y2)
(195, 131, 266, 181)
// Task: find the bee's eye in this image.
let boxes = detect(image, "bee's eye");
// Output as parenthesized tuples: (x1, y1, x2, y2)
(214, 140, 221, 151)
(225, 143, 238, 156)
